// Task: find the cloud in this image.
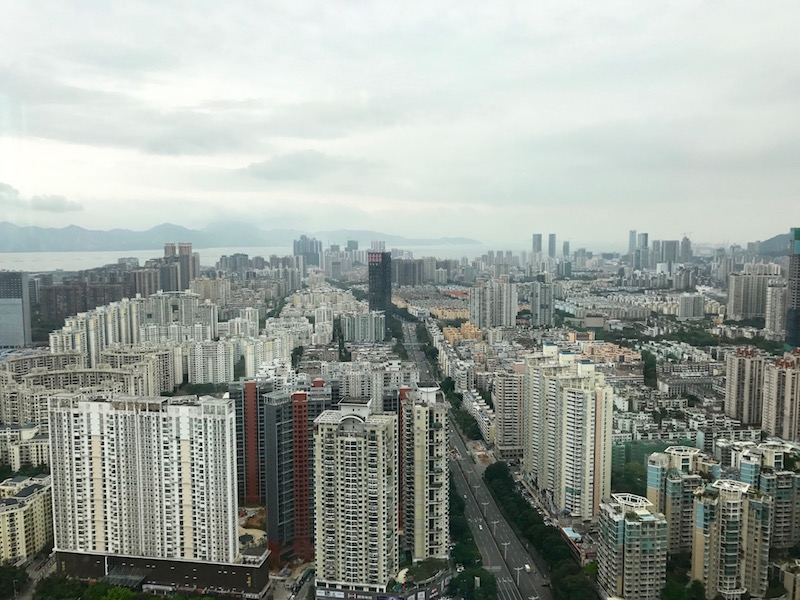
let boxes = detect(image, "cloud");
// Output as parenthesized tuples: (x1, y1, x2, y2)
(2, 1, 800, 244)
(0, 183, 22, 206)
(243, 150, 379, 182)
(0, 183, 82, 212)
(29, 195, 83, 212)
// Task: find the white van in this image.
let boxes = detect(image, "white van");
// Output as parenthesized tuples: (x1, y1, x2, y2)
(524, 564, 531, 573)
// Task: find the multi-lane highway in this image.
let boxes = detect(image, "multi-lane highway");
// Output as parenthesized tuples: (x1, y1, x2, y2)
(450, 452, 520, 600)
(449, 419, 552, 600)
(402, 321, 434, 382)
(400, 316, 551, 599)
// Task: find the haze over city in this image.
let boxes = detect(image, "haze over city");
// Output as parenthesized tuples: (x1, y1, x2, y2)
(2, 1, 800, 246)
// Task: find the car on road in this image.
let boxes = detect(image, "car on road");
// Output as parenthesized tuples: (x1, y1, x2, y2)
(478, 524, 482, 530)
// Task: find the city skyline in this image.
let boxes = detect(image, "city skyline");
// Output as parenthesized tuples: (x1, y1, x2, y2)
(2, 2, 800, 244)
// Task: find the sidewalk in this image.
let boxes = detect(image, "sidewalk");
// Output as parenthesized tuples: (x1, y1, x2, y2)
(17, 554, 56, 600)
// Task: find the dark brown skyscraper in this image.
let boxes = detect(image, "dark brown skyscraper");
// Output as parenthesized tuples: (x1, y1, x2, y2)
(787, 228, 800, 348)
(368, 251, 392, 311)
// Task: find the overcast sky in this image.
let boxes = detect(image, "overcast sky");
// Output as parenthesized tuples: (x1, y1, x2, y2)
(1, 1, 798, 249)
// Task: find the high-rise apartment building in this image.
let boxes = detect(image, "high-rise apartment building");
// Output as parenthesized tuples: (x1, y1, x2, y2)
(678, 293, 705, 320)
(469, 279, 518, 329)
(530, 281, 554, 327)
(765, 281, 788, 339)
(294, 235, 323, 268)
(548, 234, 557, 259)
(50, 394, 239, 563)
(646, 446, 720, 554)
(761, 353, 800, 443)
(314, 399, 398, 593)
(597, 494, 667, 600)
(738, 442, 800, 549)
(727, 263, 782, 321)
(231, 379, 332, 560)
(692, 480, 773, 599)
(401, 385, 449, 562)
(523, 347, 613, 519)
(492, 369, 524, 460)
(341, 311, 386, 342)
(392, 259, 423, 287)
(724, 347, 766, 425)
(0, 272, 32, 348)
(161, 242, 199, 291)
(368, 252, 392, 312)
(788, 228, 800, 348)
(187, 340, 235, 384)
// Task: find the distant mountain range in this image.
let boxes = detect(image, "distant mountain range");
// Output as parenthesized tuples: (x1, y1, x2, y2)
(757, 231, 793, 255)
(0, 222, 480, 252)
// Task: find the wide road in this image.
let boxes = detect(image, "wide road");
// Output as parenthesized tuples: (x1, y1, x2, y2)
(450, 446, 521, 600)
(402, 321, 434, 382)
(401, 315, 552, 599)
(449, 421, 552, 600)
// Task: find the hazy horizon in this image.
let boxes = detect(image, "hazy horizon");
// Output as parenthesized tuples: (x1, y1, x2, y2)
(0, 219, 789, 256)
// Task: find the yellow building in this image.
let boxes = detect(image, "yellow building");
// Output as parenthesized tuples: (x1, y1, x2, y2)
(581, 343, 642, 364)
(430, 306, 470, 321)
(459, 322, 482, 341)
(442, 322, 483, 346)
(0, 474, 53, 565)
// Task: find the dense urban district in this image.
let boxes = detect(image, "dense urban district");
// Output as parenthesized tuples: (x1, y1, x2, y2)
(0, 228, 799, 600)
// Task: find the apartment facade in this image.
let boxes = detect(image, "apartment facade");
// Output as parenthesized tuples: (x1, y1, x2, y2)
(765, 281, 788, 339)
(492, 369, 524, 460)
(727, 264, 781, 320)
(401, 385, 449, 562)
(597, 493, 667, 600)
(188, 340, 235, 384)
(0, 474, 53, 564)
(49, 394, 239, 563)
(469, 279, 518, 329)
(738, 442, 800, 550)
(523, 347, 613, 520)
(692, 480, 772, 599)
(761, 353, 800, 442)
(314, 400, 398, 593)
(724, 347, 766, 425)
(646, 446, 720, 554)
(231, 378, 332, 561)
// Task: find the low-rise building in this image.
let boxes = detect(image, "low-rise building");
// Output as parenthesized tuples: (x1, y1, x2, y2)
(0, 474, 53, 565)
